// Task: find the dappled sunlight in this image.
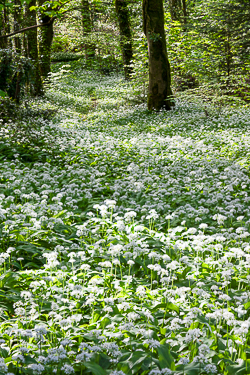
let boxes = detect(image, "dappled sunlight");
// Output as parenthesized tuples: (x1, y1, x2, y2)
(1, 66, 250, 374)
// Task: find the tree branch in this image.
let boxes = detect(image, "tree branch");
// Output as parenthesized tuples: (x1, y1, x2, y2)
(0, 17, 56, 39)
(0, 5, 92, 39)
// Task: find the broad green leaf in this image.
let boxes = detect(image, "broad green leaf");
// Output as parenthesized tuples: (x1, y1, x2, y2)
(84, 362, 106, 375)
(157, 344, 175, 370)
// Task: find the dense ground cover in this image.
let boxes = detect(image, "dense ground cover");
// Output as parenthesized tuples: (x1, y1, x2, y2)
(1, 63, 250, 375)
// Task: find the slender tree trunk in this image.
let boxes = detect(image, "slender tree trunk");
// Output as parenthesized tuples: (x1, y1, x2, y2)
(0, 9, 7, 49)
(169, 0, 182, 22)
(38, 0, 54, 77)
(170, 0, 187, 29)
(82, 0, 95, 60)
(5, 8, 12, 50)
(143, 0, 174, 111)
(182, 0, 187, 30)
(115, 0, 133, 80)
(14, 0, 22, 53)
(23, 33, 28, 57)
(26, 0, 43, 95)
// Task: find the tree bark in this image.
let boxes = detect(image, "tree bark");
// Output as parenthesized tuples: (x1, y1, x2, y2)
(38, 0, 54, 77)
(169, 0, 182, 22)
(26, 0, 43, 95)
(5, 7, 12, 50)
(14, 0, 22, 53)
(143, 0, 174, 111)
(0, 9, 7, 49)
(169, 0, 187, 29)
(182, 0, 187, 30)
(115, 0, 133, 80)
(82, 0, 95, 60)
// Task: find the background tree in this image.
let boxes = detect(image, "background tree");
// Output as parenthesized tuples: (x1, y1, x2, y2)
(13, 0, 22, 53)
(115, 0, 133, 80)
(0, 8, 7, 49)
(26, 0, 43, 95)
(38, 0, 54, 77)
(143, 0, 173, 110)
(81, 0, 95, 61)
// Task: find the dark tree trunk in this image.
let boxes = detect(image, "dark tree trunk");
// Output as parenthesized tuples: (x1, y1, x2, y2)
(82, 0, 95, 60)
(115, 0, 133, 80)
(143, 0, 173, 111)
(38, 0, 54, 77)
(0, 10, 7, 49)
(182, 0, 187, 29)
(26, 0, 43, 95)
(169, 0, 187, 29)
(169, 0, 182, 22)
(14, 0, 22, 53)
(5, 8, 12, 50)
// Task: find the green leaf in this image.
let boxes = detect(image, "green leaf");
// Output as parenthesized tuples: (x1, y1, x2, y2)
(244, 301, 250, 309)
(182, 362, 203, 375)
(227, 360, 249, 375)
(0, 348, 8, 358)
(84, 362, 106, 375)
(128, 352, 149, 373)
(157, 344, 175, 370)
(25, 356, 37, 365)
(152, 302, 179, 314)
(218, 338, 227, 351)
(0, 90, 7, 98)
(100, 317, 110, 329)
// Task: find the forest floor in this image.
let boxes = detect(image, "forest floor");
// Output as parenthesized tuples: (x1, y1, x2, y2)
(1, 62, 250, 374)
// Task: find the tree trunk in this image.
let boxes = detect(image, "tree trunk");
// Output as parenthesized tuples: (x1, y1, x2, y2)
(169, 0, 182, 22)
(143, 0, 174, 111)
(0, 10, 7, 49)
(38, 0, 54, 77)
(182, 0, 187, 30)
(115, 0, 133, 80)
(82, 0, 95, 60)
(14, 0, 22, 53)
(26, 0, 43, 95)
(5, 8, 12, 50)
(169, 0, 187, 29)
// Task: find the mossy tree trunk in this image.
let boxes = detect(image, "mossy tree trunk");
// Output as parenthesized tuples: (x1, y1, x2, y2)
(38, 0, 54, 78)
(115, 0, 133, 80)
(0, 9, 7, 49)
(26, 0, 43, 95)
(143, 0, 173, 111)
(5, 8, 12, 50)
(82, 0, 95, 60)
(14, 0, 22, 53)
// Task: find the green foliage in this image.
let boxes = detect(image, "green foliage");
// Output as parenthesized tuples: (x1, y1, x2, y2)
(0, 63, 250, 374)
(0, 49, 35, 102)
(51, 51, 83, 62)
(165, 0, 250, 97)
(51, 35, 71, 53)
(0, 96, 18, 122)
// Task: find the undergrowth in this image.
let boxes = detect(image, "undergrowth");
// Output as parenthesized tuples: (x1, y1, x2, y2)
(0, 63, 250, 375)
